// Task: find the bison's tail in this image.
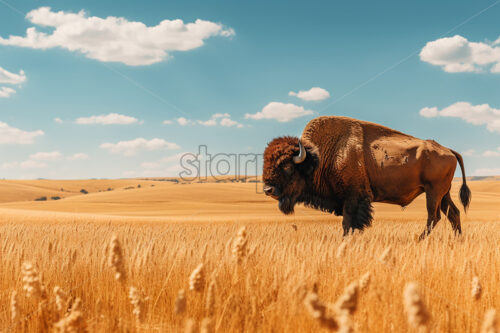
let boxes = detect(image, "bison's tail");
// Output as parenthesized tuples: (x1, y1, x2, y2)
(451, 149, 471, 212)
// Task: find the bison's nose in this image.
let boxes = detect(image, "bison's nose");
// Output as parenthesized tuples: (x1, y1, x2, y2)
(263, 185, 275, 196)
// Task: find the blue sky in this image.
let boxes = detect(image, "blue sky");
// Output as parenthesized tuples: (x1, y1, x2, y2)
(1, 0, 500, 179)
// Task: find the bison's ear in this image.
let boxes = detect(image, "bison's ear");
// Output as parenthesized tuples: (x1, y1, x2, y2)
(296, 144, 319, 177)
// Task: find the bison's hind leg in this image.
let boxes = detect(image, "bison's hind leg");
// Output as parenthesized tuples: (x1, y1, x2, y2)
(419, 184, 449, 240)
(441, 192, 462, 235)
(342, 198, 373, 236)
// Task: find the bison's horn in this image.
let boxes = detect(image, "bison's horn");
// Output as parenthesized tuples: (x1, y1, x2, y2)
(293, 140, 307, 164)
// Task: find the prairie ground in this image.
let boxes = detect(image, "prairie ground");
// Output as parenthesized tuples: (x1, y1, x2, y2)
(0, 178, 498, 332)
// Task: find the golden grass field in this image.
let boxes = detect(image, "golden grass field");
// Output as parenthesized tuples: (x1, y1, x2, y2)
(0, 178, 498, 332)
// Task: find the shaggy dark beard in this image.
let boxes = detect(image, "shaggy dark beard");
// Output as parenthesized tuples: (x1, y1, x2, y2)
(278, 197, 295, 215)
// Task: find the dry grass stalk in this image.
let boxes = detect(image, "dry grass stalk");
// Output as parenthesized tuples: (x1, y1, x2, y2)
(232, 227, 248, 263)
(175, 289, 187, 315)
(189, 263, 205, 292)
(336, 242, 347, 258)
(403, 282, 430, 329)
(10, 290, 18, 322)
(379, 246, 392, 264)
(481, 309, 498, 333)
(53, 297, 87, 333)
(54, 286, 69, 313)
(200, 317, 214, 333)
(472, 276, 482, 300)
(359, 272, 371, 291)
(335, 282, 359, 315)
(22, 262, 47, 299)
(108, 235, 126, 284)
(303, 291, 338, 331)
(129, 286, 149, 323)
(205, 280, 216, 317)
(337, 313, 354, 333)
(184, 318, 197, 333)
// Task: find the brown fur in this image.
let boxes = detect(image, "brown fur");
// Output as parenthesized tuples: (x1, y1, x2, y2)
(263, 116, 471, 237)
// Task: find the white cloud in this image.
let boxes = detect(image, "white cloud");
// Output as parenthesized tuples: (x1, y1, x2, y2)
(0, 122, 44, 144)
(75, 113, 140, 125)
(0, 7, 235, 66)
(30, 151, 62, 161)
(0, 66, 26, 98)
(0, 161, 18, 170)
(176, 117, 192, 126)
(483, 151, 500, 157)
(0, 87, 16, 98)
(462, 149, 475, 157)
(288, 87, 330, 101)
(419, 102, 500, 133)
(245, 102, 314, 122)
(67, 153, 88, 160)
(176, 113, 243, 127)
(162, 120, 173, 125)
(0, 67, 26, 85)
(20, 160, 47, 169)
(198, 118, 217, 126)
(473, 167, 500, 176)
(220, 117, 243, 128)
(100, 138, 180, 156)
(420, 35, 500, 73)
(54, 117, 63, 124)
(419, 107, 439, 118)
(482, 147, 500, 157)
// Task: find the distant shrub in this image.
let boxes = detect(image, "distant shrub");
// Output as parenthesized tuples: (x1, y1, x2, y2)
(34, 196, 47, 201)
(137, 184, 141, 188)
(107, 188, 113, 191)
(80, 189, 88, 194)
(124, 186, 135, 190)
(51, 196, 61, 200)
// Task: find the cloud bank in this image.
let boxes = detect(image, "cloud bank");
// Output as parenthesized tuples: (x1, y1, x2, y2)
(0, 122, 44, 144)
(100, 138, 180, 156)
(420, 35, 500, 73)
(0, 7, 235, 66)
(245, 102, 314, 122)
(289, 87, 330, 101)
(75, 113, 140, 125)
(419, 102, 500, 133)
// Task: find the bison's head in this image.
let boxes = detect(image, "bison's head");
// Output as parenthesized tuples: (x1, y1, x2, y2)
(263, 136, 318, 214)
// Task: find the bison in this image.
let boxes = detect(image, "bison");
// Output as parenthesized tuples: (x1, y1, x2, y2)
(263, 116, 471, 238)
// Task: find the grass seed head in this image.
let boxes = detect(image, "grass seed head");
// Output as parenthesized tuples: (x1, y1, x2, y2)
(22, 262, 47, 300)
(189, 263, 205, 292)
(129, 286, 149, 323)
(359, 272, 371, 291)
(108, 234, 126, 284)
(232, 226, 248, 263)
(10, 291, 18, 322)
(335, 282, 359, 315)
(472, 276, 482, 300)
(481, 309, 498, 333)
(403, 282, 430, 329)
(175, 289, 187, 314)
(54, 286, 69, 313)
(303, 291, 338, 331)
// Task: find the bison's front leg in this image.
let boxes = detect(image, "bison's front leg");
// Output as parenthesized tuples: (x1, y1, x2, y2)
(341, 197, 374, 236)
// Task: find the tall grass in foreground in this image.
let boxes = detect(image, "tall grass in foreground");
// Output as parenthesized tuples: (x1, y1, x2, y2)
(0, 219, 498, 332)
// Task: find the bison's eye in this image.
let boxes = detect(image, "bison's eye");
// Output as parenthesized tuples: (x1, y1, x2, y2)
(283, 163, 293, 176)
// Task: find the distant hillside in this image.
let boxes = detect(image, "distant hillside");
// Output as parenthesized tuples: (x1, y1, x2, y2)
(0, 179, 159, 203)
(465, 176, 500, 181)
